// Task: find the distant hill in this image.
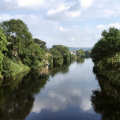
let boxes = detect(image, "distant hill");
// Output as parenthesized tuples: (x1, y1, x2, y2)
(69, 47, 92, 51)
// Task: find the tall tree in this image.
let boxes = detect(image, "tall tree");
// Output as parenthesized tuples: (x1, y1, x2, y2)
(91, 27, 120, 63)
(1, 19, 33, 57)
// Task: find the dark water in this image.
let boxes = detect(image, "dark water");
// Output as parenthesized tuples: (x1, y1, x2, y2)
(25, 59, 101, 120)
(0, 59, 103, 120)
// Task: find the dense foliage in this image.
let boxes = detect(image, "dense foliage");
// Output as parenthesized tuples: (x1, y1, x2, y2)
(0, 19, 74, 81)
(1, 19, 33, 58)
(76, 49, 86, 58)
(50, 45, 71, 67)
(0, 19, 48, 79)
(91, 28, 120, 63)
(0, 28, 7, 75)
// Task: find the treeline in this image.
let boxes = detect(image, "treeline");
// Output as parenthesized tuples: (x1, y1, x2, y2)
(0, 19, 77, 81)
(91, 27, 120, 71)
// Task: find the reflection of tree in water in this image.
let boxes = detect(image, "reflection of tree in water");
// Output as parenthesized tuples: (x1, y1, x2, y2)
(50, 63, 70, 77)
(0, 72, 49, 120)
(50, 59, 85, 77)
(77, 58, 85, 64)
(92, 64, 120, 120)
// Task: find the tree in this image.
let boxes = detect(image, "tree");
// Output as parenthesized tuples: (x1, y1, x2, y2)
(76, 49, 85, 58)
(34, 38, 47, 49)
(52, 45, 71, 64)
(23, 43, 46, 67)
(50, 48, 63, 67)
(0, 28, 7, 72)
(1, 19, 33, 58)
(91, 27, 120, 63)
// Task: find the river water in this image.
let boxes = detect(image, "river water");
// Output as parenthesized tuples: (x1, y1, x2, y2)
(25, 59, 101, 120)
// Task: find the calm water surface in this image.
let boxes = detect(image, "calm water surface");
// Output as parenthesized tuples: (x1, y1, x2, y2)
(26, 59, 101, 120)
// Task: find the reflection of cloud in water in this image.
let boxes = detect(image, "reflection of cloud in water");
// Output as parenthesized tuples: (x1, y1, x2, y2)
(28, 59, 100, 119)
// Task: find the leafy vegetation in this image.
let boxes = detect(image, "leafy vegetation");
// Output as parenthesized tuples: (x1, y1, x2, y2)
(0, 28, 8, 78)
(91, 28, 120, 63)
(76, 49, 86, 58)
(50, 45, 71, 67)
(0, 19, 77, 83)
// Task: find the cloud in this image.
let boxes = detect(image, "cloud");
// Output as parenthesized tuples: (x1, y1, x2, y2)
(59, 26, 66, 32)
(66, 11, 81, 17)
(47, 4, 71, 15)
(97, 23, 120, 30)
(80, 0, 94, 9)
(1, 0, 120, 47)
(17, 0, 45, 8)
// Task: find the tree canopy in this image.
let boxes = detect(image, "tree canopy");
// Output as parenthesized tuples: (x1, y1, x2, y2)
(1, 19, 33, 57)
(0, 28, 7, 72)
(91, 28, 120, 63)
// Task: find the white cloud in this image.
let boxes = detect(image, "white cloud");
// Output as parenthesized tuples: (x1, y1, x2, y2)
(80, 0, 94, 9)
(1, 0, 120, 48)
(59, 26, 65, 32)
(47, 4, 70, 15)
(66, 11, 81, 17)
(17, 0, 45, 8)
(97, 23, 120, 30)
(58, 26, 70, 32)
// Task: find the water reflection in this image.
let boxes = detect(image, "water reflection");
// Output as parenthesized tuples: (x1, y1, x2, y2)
(77, 58, 85, 64)
(50, 63, 70, 77)
(92, 63, 120, 120)
(0, 59, 100, 120)
(26, 59, 100, 120)
(0, 72, 49, 120)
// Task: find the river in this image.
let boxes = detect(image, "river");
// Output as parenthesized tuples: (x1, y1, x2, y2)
(25, 59, 101, 120)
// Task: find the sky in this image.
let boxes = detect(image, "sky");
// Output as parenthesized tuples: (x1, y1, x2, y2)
(0, 0, 120, 48)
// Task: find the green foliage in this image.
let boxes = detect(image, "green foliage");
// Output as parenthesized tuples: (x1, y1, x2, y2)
(1, 19, 32, 58)
(91, 27, 120, 63)
(52, 45, 71, 64)
(0, 28, 8, 52)
(2, 57, 30, 79)
(50, 45, 71, 67)
(0, 19, 47, 71)
(0, 51, 4, 72)
(23, 42, 46, 68)
(76, 49, 85, 58)
(50, 48, 63, 67)
(34, 38, 47, 49)
(0, 19, 73, 81)
(0, 28, 7, 74)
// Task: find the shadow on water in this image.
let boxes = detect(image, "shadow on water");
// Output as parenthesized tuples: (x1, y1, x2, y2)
(91, 64, 120, 120)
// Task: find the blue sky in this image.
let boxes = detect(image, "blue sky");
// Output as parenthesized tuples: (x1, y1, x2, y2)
(0, 0, 120, 47)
